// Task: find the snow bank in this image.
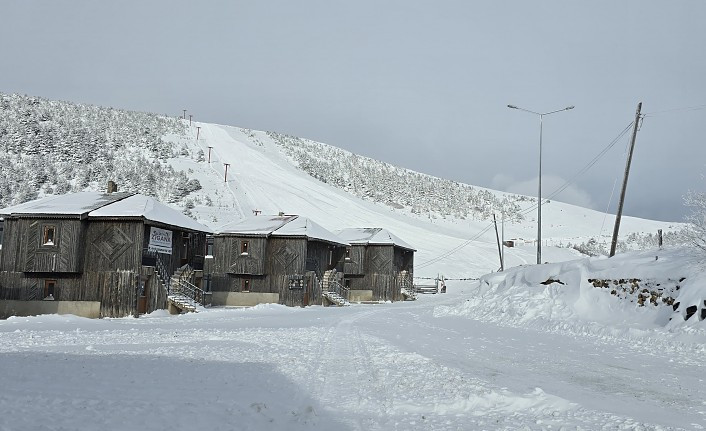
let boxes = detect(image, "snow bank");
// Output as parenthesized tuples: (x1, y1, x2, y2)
(436, 247, 706, 336)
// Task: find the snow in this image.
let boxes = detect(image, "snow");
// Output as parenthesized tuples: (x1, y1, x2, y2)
(0, 191, 131, 217)
(215, 215, 348, 246)
(336, 227, 416, 251)
(0, 191, 211, 233)
(2, 263, 705, 430)
(89, 193, 212, 233)
(165, 121, 682, 279)
(2, 117, 704, 429)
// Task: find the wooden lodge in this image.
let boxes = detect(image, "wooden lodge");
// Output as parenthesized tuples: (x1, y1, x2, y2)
(0, 189, 211, 318)
(335, 228, 415, 302)
(206, 215, 348, 307)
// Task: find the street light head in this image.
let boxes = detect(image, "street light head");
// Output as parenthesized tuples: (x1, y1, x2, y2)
(507, 104, 518, 109)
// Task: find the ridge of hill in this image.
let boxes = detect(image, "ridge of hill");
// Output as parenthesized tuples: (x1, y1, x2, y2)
(0, 92, 686, 277)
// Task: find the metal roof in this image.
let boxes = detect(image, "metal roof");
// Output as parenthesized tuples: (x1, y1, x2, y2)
(0, 192, 211, 233)
(0, 192, 133, 218)
(335, 227, 416, 251)
(215, 215, 348, 246)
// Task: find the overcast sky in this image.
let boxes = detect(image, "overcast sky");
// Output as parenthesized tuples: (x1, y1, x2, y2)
(2, 1, 704, 222)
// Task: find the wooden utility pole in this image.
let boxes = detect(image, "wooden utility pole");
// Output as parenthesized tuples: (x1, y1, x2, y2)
(196, 126, 201, 141)
(610, 102, 642, 257)
(493, 213, 504, 271)
(182, 109, 187, 119)
(224, 163, 230, 182)
(207, 146, 213, 163)
(189, 114, 193, 126)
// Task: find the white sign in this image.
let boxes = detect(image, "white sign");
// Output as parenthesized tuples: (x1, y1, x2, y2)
(148, 227, 173, 254)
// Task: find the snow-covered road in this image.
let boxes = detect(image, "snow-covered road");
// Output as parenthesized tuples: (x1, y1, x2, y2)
(1, 283, 704, 430)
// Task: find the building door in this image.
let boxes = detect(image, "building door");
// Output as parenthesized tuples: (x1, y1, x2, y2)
(302, 275, 311, 306)
(180, 233, 189, 266)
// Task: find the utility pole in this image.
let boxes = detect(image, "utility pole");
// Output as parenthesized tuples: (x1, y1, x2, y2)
(223, 163, 230, 182)
(501, 209, 505, 271)
(610, 102, 642, 257)
(189, 114, 193, 126)
(493, 213, 504, 271)
(207, 146, 213, 163)
(182, 109, 187, 119)
(196, 126, 201, 141)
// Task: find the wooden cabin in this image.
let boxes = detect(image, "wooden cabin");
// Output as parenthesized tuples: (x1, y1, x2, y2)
(207, 215, 348, 307)
(0, 190, 211, 318)
(335, 228, 415, 302)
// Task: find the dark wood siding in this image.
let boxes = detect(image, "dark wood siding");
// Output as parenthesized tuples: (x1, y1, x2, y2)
(85, 221, 144, 272)
(212, 235, 266, 276)
(0, 270, 140, 317)
(342, 244, 413, 302)
(0, 218, 85, 273)
(342, 245, 365, 275)
(267, 237, 306, 275)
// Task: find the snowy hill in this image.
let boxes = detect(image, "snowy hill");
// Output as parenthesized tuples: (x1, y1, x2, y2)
(0, 93, 686, 278)
(169, 121, 683, 278)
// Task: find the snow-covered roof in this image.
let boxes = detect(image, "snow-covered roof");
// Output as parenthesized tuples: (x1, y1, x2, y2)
(335, 228, 416, 251)
(89, 194, 212, 233)
(0, 192, 132, 218)
(215, 215, 348, 246)
(0, 191, 211, 233)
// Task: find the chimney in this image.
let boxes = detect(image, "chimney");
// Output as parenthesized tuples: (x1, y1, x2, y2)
(107, 181, 118, 194)
(278, 211, 285, 216)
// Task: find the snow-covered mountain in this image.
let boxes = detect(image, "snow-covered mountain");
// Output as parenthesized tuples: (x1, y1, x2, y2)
(0, 93, 684, 278)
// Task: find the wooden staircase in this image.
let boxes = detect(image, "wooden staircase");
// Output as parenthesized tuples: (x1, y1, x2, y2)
(322, 270, 350, 306)
(399, 270, 417, 300)
(167, 266, 205, 314)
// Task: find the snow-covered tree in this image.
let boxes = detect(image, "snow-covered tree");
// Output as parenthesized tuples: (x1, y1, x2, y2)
(685, 190, 706, 252)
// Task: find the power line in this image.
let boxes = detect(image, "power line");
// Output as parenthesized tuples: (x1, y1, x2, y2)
(416, 121, 636, 268)
(643, 104, 706, 116)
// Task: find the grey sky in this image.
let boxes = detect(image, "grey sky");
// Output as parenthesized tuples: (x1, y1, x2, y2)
(2, 0, 704, 222)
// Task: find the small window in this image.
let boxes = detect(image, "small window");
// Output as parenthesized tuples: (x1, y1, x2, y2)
(344, 279, 351, 289)
(345, 248, 351, 260)
(44, 279, 56, 300)
(43, 225, 56, 246)
(242, 279, 250, 292)
(241, 240, 249, 255)
(205, 236, 214, 257)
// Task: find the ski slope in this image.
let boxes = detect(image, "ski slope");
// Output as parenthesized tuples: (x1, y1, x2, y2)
(168, 121, 678, 278)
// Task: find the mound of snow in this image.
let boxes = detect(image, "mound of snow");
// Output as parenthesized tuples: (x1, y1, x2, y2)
(437, 247, 706, 333)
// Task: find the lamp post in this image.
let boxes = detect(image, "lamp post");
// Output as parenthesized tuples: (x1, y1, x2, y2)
(507, 104, 574, 264)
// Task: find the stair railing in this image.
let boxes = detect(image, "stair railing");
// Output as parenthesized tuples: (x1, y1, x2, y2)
(171, 274, 211, 307)
(326, 279, 350, 302)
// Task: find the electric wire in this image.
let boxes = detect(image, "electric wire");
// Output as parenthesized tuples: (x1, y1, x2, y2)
(643, 104, 706, 116)
(415, 121, 637, 268)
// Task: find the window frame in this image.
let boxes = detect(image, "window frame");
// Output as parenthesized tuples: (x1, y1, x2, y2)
(241, 278, 250, 292)
(44, 279, 56, 300)
(42, 224, 57, 246)
(240, 240, 249, 255)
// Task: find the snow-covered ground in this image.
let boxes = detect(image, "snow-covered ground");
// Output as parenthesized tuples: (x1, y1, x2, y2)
(2, 116, 702, 430)
(2, 247, 705, 430)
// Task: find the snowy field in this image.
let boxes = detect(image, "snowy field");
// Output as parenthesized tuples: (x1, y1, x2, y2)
(2, 248, 706, 431)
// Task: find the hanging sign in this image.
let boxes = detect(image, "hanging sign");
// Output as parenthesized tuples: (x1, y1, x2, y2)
(148, 227, 173, 254)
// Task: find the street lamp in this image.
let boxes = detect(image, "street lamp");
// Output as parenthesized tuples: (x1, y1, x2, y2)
(507, 104, 574, 264)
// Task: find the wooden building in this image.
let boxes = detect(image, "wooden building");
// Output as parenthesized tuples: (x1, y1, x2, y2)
(335, 228, 415, 302)
(0, 190, 211, 318)
(207, 215, 348, 307)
